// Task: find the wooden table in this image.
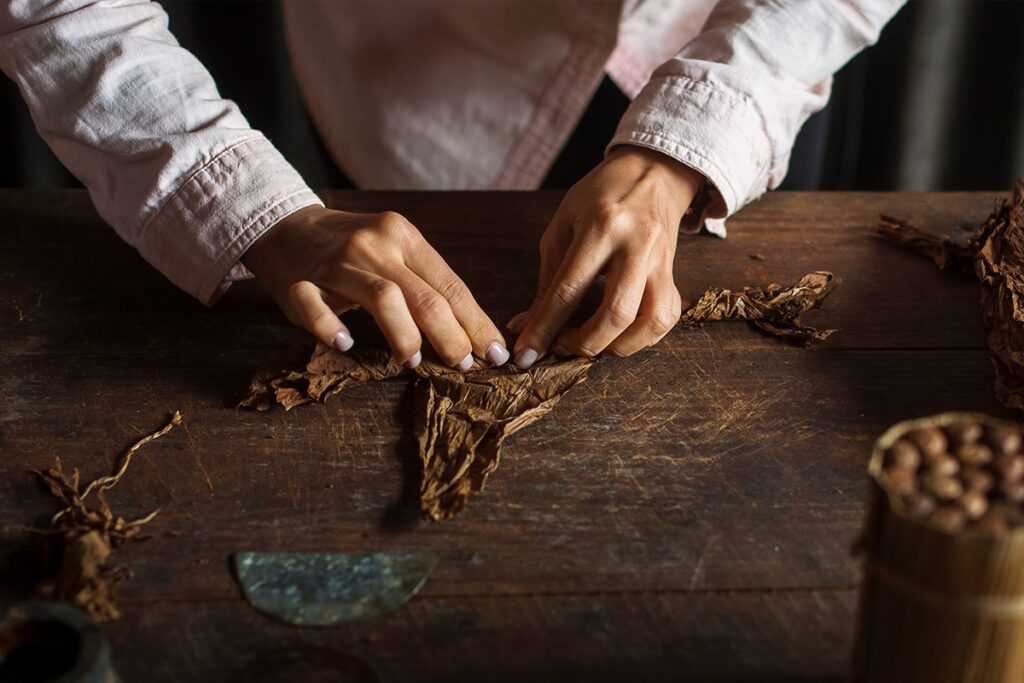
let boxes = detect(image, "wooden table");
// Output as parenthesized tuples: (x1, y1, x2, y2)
(0, 189, 1009, 681)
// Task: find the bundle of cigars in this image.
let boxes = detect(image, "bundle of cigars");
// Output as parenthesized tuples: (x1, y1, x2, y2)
(854, 413, 1024, 682)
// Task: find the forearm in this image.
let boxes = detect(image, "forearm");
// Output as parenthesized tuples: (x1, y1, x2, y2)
(0, 0, 321, 304)
(609, 0, 906, 227)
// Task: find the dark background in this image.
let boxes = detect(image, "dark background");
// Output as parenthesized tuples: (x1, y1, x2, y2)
(1, 0, 1022, 191)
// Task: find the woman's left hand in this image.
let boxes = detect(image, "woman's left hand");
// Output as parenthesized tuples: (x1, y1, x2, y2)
(509, 146, 704, 368)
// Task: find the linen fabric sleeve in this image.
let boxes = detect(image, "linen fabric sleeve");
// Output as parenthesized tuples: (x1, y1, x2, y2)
(608, 0, 905, 235)
(0, 0, 323, 304)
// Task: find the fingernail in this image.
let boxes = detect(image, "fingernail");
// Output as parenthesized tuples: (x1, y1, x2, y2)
(552, 344, 572, 357)
(333, 330, 354, 352)
(485, 341, 510, 367)
(455, 353, 474, 371)
(507, 311, 529, 333)
(404, 351, 422, 369)
(514, 347, 539, 369)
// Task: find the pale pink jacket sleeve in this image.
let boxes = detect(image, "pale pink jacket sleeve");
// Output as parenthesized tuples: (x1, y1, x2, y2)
(609, 0, 905, 236)
(0, 0, 322, 304)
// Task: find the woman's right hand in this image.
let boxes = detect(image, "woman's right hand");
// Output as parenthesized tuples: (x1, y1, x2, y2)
(242, 205, 509, 370)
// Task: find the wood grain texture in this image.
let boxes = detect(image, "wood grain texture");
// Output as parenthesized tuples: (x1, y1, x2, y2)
(0, 189, 1011, 681)
(110, 591, 856, 683)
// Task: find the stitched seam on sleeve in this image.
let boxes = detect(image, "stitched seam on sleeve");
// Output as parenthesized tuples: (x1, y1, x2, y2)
(641, 74, 778, 186)
(136, 134, 263, 240)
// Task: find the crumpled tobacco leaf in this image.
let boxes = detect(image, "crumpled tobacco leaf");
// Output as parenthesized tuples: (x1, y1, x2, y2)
(242, 272, 838, 519)
(878, 179, 1024, 415)
(28, 411, 181, 622)
(243, 344, 593, 519)
(972, 181, 1024, 413)
(877, 214, 975, 273)
(679, 271, 838, 344)
(243, 273, 840, 415)
(415, 357, 593, 520)
(241, 346, 404, 411)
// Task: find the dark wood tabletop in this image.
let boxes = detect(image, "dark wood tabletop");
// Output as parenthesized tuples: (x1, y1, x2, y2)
(0, 189, 1011, 682)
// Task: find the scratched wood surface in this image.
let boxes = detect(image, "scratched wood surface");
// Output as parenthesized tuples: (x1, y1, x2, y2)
(0, 189, 1011, 682)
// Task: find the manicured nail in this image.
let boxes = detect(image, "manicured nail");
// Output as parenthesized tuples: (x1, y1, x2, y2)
(333, 330, 354, 352)
(507, 311, 529, 333)
(552, 344, 572, 357)
(514, 347, 539, 369)
(404, 351, 422, 369)
(455, 353, 474, 371)
(485, 341, 510, 367)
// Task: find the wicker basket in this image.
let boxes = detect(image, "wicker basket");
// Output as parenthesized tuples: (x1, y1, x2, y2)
(853, 412, 1024, 682)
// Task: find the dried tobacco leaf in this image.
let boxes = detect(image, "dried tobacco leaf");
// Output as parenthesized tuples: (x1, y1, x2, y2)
(414, 357, 594, 521)
(242, 345, 594, 520)
(878, 180, 1024, 416)
(972, 181, 1024, 413)
(241, 346, 404, 411)
(242, 272, 840, 413)
(242, 270, 840, 520)
(28, 412, 181, 622)
(877, 215, 975, 273)
(679, 271, 838, 344)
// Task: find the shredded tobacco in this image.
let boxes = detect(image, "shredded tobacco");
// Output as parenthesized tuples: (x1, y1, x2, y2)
(29, 411, 182, 622)
(878, 179, 1024, 415)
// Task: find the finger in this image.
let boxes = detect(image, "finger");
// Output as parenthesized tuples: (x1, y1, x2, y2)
(508, 215, 573, 338)
(387, 266, 476, 370)
(286, 281, 355, 352)
(550, 337, 575, 356)
(605, 270, 682, 357)
(513, 233, 612, 368)
(506, 310, 529, 335)
(403, 238, 509, 366)
(533, 217, 573, 304)
(496, 215, 575, 348)
(556, 254, 647, 357)
(320, 290, 360, 316)
(325, 267, 423, 367)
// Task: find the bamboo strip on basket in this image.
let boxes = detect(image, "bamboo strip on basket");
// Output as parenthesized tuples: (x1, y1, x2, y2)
(854, 412, 1024, 682)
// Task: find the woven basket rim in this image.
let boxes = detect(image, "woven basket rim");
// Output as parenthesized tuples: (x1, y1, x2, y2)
(870, 411, 1024, 537)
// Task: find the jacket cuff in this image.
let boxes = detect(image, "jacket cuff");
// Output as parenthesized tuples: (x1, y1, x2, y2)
(607, 74, 773, 230)
(137, 136, 323, 305)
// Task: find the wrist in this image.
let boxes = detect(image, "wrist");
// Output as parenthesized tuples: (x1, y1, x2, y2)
(242, 204, 330, 284)
(239, 204, 331, 292)
(608, 145, 705, 216)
